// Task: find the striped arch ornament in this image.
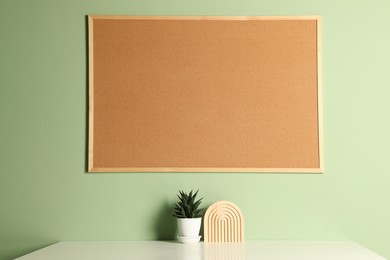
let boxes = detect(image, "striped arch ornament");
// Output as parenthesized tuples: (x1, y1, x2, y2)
(204, 201, 244, 242)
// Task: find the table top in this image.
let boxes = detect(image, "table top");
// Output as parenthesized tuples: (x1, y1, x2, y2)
(15, 240, 386, 260)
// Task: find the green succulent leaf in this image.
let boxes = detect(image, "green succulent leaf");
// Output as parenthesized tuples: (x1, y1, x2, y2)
(172, 189, 204, 218)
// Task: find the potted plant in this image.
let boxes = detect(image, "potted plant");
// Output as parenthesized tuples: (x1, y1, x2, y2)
(173, 190, 204, 243)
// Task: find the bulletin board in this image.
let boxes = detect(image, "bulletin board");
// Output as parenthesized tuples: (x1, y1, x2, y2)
(88, 16, 323, 173)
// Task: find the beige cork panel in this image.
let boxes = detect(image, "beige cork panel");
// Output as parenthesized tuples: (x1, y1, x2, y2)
(88, 16, 322, 173)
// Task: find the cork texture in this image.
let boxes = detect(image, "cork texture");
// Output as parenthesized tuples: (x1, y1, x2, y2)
(89, 17, 320, 171)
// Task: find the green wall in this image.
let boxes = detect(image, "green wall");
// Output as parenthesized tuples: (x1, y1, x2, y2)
(1, 0, 390, 259)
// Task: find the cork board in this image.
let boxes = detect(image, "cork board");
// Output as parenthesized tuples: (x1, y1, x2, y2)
(88, 16, 323, 173)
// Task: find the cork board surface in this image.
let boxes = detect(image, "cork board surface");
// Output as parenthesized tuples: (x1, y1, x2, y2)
(88, 16, 322, 172)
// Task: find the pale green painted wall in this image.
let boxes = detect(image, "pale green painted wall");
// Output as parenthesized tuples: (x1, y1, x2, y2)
(1, 0, 390, 259)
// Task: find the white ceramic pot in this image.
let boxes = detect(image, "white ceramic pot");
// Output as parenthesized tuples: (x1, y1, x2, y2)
(177, 218, 202, 238)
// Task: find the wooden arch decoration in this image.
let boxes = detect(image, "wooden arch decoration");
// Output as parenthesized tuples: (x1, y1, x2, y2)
(204, 201, 244, 242)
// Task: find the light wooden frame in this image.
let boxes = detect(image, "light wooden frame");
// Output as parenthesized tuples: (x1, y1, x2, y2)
(88, 15, 323, 173)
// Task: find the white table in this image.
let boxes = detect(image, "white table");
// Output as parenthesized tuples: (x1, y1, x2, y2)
(15, 241, 386, 260)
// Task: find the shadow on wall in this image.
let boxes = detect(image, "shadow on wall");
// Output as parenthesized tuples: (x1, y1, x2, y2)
(154, 201, 177, 240)
(85, 15, 90, 173)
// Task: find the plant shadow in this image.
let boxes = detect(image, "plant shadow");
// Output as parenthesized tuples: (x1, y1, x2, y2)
(154, 201, 177, 241)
